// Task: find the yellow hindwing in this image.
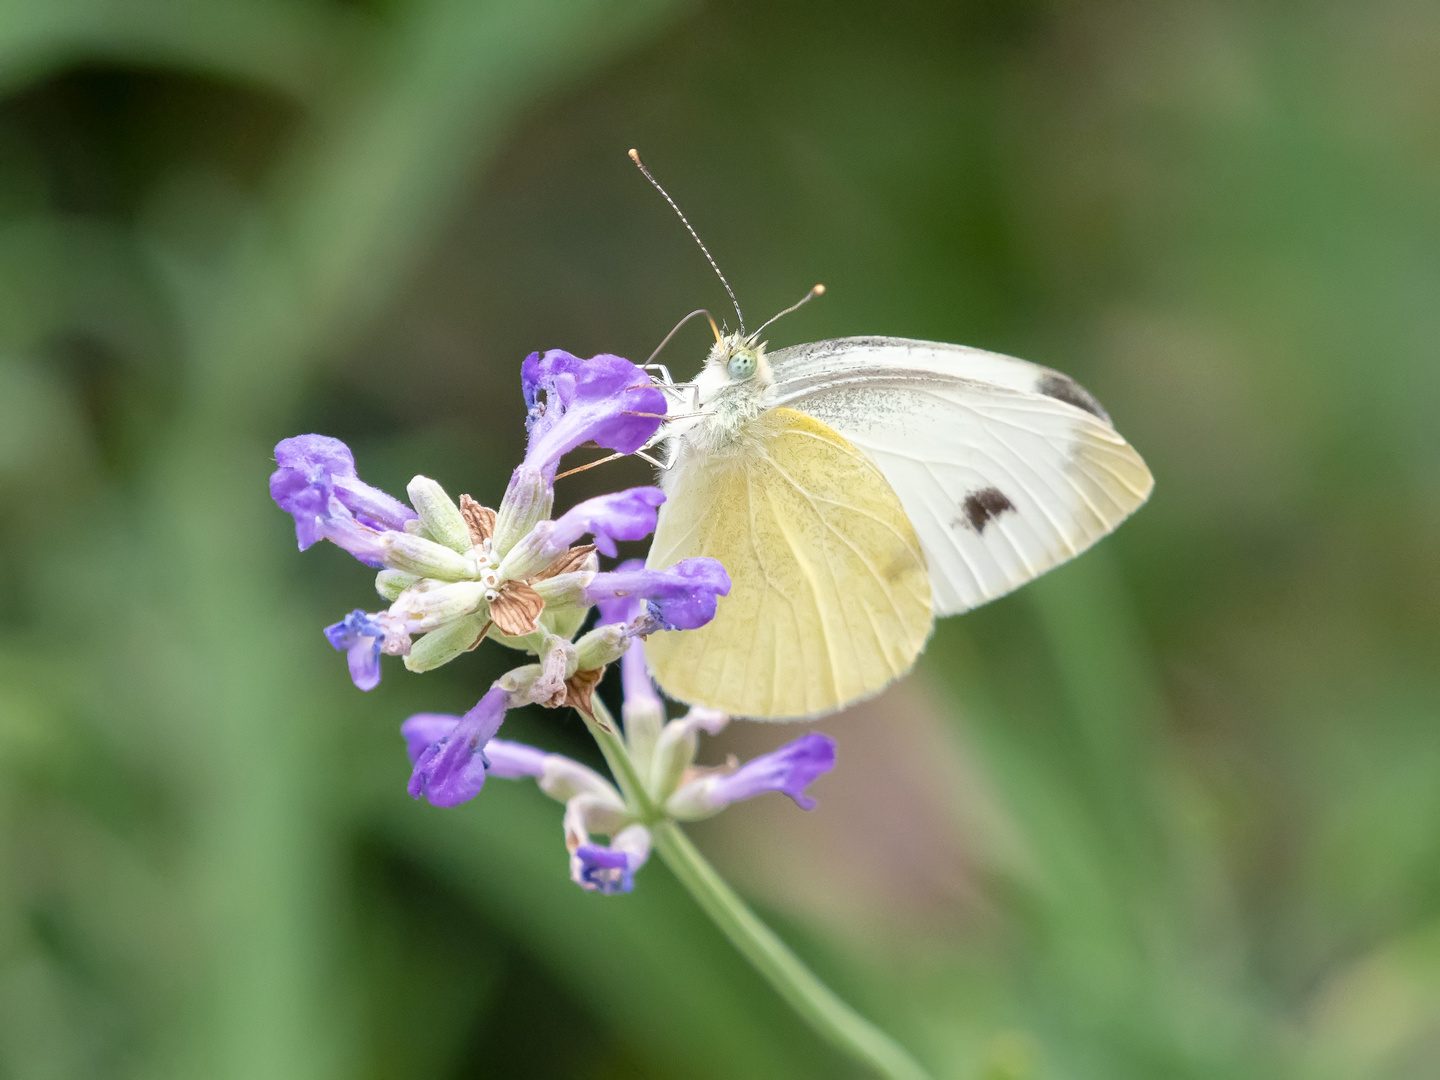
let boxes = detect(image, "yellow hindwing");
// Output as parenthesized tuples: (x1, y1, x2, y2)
(644, 407, 933, 719)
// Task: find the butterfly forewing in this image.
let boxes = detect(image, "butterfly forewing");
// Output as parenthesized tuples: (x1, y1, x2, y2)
(644, 407, 932, 720)
(769, 337, 1154, 617)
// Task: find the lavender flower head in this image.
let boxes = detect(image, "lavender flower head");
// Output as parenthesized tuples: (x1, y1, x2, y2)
(271, 346, 834, 898)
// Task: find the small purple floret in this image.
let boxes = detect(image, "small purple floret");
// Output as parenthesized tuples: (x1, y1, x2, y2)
(572, 845, 636, 895)
(275, 434, 416, 531)
(586, 558, 731, 632)
(406, 686, 510, 807)
(400, 713, 459, 763)
(550, 487, 665, 558)
(269, 459, 335, 550)
(709, 733, 836, 810)
(520, 351, 667, 478)
(270, 434, 414, 563)
(325, 609, 388, 691)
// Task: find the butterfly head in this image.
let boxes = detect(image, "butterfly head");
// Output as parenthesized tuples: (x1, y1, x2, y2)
(706, 331, 772, 389)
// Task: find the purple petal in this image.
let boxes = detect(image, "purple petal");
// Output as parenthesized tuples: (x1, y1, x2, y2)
(708, 733, 836, 810)
(521, 351, 667, 478)
(400, 713, 459, 763)
(347, 639, 382, 691)
(275, 434, 356, 478)
(407, 686, 510, 807)
(572, 845, 635, 895)
(270, 463, 335, 551)
(270, 434, 415, 556)
(325, 610, 389, 691)
(569, 825, 650, 896)
(324, 609, 387, 650)
(550, 488, 665, 559)
(585, 558, 731, 631)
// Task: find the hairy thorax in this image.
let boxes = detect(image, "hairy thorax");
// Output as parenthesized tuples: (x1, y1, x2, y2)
(660, 337, 776, 485)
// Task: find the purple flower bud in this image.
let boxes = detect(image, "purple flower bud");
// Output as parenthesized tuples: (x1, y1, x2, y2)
(585, 558, 731, 632)
(270, 434, 415, 564)
(406, 685, 510, 807)
(668, 733, 837, 819)
(520, 351, 667, 478)
(324, 609, 389, 691)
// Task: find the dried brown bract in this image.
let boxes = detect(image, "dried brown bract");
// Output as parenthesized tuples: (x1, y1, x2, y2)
(489, 580, 545, 636)
(459, 494, 497, 546)
(563, 666, 606, 722)
(530, 544, 597, 582)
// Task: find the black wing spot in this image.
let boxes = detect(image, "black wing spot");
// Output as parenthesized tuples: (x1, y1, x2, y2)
(1037, 372, 1110, 422)
(958, 487, 1016, 534)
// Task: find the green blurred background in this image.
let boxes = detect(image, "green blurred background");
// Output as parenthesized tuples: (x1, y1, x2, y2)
(1, 0, 1437, 1077)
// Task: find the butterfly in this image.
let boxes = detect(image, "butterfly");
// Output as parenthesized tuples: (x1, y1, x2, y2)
(626, 153, 1153, 720)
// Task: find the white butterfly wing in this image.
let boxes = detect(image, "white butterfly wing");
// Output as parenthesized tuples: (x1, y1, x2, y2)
(768, 337, 1153, 616)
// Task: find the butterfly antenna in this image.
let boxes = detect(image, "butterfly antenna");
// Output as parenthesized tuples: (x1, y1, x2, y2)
(629, 149, 745, 334)
(747, 284, 825, 344)
(646, 308, 721, 366)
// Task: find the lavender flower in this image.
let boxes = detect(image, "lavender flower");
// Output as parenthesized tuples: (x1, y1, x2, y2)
(404, 686, 511, 807)
(572, 826, 651, 895)
(465, 640, 833, 893)
(494, 351, 668, 554)
(668, 732, 837, 818)
(585, 558, 732, 631)
(271, 349, 923, 1080)
(521, 350, 667, 475)
(274, 346, 836, 898)
(498, 487, 666, 580)
(324, 609, 399, 691)
(270, 435, 416, 563)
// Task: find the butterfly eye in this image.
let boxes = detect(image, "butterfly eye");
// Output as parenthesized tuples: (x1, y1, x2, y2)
(727, 351, 757, 380)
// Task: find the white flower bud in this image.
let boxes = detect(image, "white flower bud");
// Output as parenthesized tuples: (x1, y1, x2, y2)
(406, 475, 473, 554)
(375, 569, 419, 602)
(382, 532, 472, 581)
(389, 581, 488, 632)
(648, 708, 729, 802)
(403, 609, 489, 672)
(573, 623, 628, 671)
(492, 466, 553, 558)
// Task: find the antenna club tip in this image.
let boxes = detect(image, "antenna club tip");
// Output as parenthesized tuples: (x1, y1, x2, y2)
(813, 283, 826, 295)
(628, 148, 641, 162)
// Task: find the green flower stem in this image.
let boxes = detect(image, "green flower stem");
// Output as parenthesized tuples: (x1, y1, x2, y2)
(649, 822, 933, 1080)
(584, 699, 658, 820)
(586, 700, 932, 1080)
